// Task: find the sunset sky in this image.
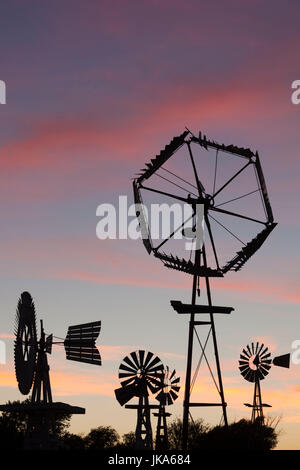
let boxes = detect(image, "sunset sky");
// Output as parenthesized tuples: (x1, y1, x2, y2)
(0, 0, 299, 449)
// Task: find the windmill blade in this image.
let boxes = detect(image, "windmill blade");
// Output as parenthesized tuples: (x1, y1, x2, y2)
(169, 369, 176, 380)
(171, 376, 180, 385)
(167, 394, 173, 406)
(257, 343, 264, 355)
(147, 379, 161, 394)
(254, 342, 259, 354)
(260, 366, 270, 377)
(123, 355, 138, 371)
(119, 371, 137, 379)
(251, 342, 255, 354)
(155, 390, 165, 404)
(242, 348, 251, 358)
(170, 389, 178, 401)
(130, 351, 141, 369)
(120, 376, 136, 387)
(143, 351, 154, 369)
(146, 355, 162, 372)
(241, 367, 255, 382)
(119, 363, 137, 374)
(260, 346, 269, 357)
(246, 344, 252, 356)
(239, 355, 250, 362)
(260, 352, 271, 361)
(273, 353, 290, 369)
(139, 350, 145, 368)
(247, 369, 257, 383)
(239, 364, 250, 373)
(257, 369, 265, 381)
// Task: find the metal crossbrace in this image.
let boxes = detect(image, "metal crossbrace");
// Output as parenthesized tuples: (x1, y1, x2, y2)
(191, 327, 220, 395)
(190, 327, 211, 392)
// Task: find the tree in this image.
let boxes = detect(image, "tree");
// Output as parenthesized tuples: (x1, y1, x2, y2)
(61, 432, 86, 450)
(197, 419, 278, 450)
(167, 418, 210, 450)
(0, 399, 72, 450)
(120, 431, 136, 449)
(84, 425, 120, 450)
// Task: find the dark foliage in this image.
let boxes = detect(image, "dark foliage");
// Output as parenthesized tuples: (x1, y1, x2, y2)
(84, 425, 120, 450)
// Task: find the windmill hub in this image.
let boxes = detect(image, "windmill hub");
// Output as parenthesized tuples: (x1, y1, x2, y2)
(252, 354, 260, 368)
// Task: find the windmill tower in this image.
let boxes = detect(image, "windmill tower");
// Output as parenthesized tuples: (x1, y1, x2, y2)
(0, 291, 102, 449)
(153, 367, 180, 450)
(133, 130, 276, 449)
(239, 342, 290, 422)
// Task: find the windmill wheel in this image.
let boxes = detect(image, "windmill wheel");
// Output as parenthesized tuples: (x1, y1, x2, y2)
(119, 350, 164, 394)
(133, 130, 276, 277)
(14, 292, 37, 394)
(239, 342, 272, 383)
(155, 368, 180, 406)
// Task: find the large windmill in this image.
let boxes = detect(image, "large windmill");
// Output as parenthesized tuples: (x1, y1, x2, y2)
(0, 291, 101, 449)
(133, 129, 276, 449)
(239, 342, 290, 422)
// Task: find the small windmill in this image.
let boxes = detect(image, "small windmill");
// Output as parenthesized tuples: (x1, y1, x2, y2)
(153, 367, 180, 450)
(115, 350, 164, 449)
(239, 342, 290, 422)
(0, 291, 101, 449)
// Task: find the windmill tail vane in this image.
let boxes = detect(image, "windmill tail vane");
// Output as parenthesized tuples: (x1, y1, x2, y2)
(64, 321, 102, 366)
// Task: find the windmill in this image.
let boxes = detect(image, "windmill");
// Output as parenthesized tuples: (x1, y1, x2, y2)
(0, 291, 101, 449)
(133, 129, 276, 449)
(153, 367, 180, 450)
(239, 342, 290, 422)
(114, 350, 164, 450)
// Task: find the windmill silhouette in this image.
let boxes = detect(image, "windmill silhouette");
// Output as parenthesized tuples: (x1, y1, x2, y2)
(0, 291, 101, 449)
(239, 342, 290, 422)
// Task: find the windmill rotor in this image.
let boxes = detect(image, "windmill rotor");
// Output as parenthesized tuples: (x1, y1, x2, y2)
(14, 292, 38, 395)
(239, 342, 272, 383)
(133, 130, 276, 277)
(13, 291, 102, 400)
(239, 342, 290, 384)
(115, 350, 164, 406)
(155, 367, 180, 406)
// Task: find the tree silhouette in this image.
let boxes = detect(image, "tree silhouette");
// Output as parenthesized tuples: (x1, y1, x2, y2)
(120, 431, 136, 449)
(167, 418, 278, 451)
(167, 418, 210, 450)
(0, 399, 72, 449)
(84, 425, 120, 450)
(198, 419, 278, 450)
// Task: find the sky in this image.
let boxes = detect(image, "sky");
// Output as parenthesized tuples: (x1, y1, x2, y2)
(0, 0, 299, 449)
